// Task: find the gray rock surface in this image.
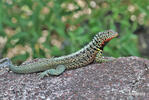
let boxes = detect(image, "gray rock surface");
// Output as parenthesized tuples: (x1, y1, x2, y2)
(0, 56, 149, 100)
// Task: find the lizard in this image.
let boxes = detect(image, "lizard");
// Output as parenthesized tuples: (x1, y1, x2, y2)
(0, 30, 118, 78)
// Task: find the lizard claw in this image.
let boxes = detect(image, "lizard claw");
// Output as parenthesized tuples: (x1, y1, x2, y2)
(38, 71, 49, 79)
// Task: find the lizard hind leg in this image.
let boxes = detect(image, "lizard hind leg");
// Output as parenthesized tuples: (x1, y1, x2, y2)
(39, 65, 66, 78)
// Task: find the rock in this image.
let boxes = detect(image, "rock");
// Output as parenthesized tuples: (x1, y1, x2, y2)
(0, 56, 149, 100)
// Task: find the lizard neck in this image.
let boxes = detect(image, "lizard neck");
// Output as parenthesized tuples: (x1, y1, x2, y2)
(88, 38, 104, 53)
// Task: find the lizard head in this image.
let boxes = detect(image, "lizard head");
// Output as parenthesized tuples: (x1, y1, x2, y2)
(93, 29, 118, 50)
(100, 29, 118, 42)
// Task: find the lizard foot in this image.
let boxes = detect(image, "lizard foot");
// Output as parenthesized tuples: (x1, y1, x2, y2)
(39, 65, 66, 78)
(95, 57, 116, 63)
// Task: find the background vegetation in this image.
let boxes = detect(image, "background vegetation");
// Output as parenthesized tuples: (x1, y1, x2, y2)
(0, 0, 149, 63)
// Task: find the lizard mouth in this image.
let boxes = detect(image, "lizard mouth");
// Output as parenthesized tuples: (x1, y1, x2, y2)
(113, 32, 119, 38)
(100, 32, 118, 47)
(105, 32, 118, 42)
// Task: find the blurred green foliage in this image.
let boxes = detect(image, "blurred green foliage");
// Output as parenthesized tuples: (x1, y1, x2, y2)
(0, 0, 149, 63)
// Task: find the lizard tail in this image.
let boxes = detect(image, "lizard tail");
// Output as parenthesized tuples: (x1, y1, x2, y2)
(0, 58, 12, 68)
(9, 62, 48, 74)
(0, 58, 22, 73)
(9, 59, 55, 74)
(0, 58, 47, 74)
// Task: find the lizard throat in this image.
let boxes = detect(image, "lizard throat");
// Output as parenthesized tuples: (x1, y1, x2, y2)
(99, 34, 118, 50)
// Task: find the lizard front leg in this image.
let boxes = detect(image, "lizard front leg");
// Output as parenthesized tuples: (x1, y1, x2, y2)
(39, 65, 66, 78)
(95, 50, 115, 63)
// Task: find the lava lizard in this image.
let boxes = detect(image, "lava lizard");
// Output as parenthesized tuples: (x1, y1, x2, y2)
(0, 30, 118, 78)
